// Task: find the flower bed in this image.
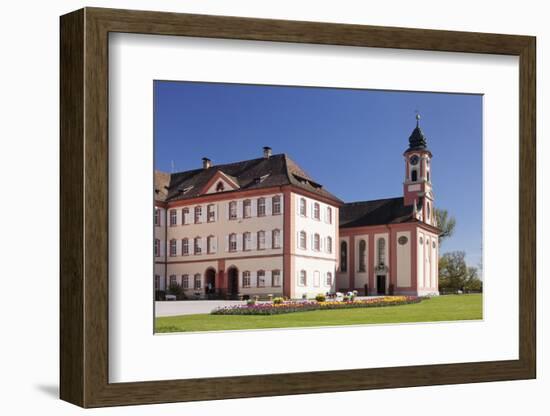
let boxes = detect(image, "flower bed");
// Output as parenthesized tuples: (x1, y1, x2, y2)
(211, 296, 423, 316)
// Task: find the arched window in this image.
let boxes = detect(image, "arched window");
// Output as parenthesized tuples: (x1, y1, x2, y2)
(154, 208, 161, 226)
(427, 202, 431, 220)
(427, 171, 430, 182)
(243, 199, 251, 218)
(257, 230, 266, 250)
(194, 237, 202, 255)
(313, 271, 320, 287)
(207, 204, 216, 222)
(326, 236, 333, 253)
(207, 235, 215, 254)
(182, 207, 189, 225)
(359, 240, 367, 272)
(182, 274, 189, 289)
(154, 239, 160, 257)
(229, 233, 237, 252)
(193, 274, 202, 289)
(169, 275, 177, 286)
(313, 233, 320, 251)
(272, 229, 281, 249)
(257, 197, 266, 216)
(242, 271, 251, 288)
(228, 201, 237, 219)
(326, 272, 333, 286)
(411, 170, 418, 182)
(299, 231, 307, 249)
(326, 207, 332, 224)
(272, 196, 281, 214)
(377, 238, 386, 265)
(272, 270, 281, 287)
(341, 241, 348, 272)
(169, 239, 177, 257)
(313, 203, 320, 220)
(169, 209, 177, 226)
(299, 198, 307, 216)
(182, 238, 189, 255)
(299, 270, 307, 286)
(194, 206, 202, 223)
(257, 270, 266, 287)
(243, 232, 251, 251)
(216, 181, 225, 192)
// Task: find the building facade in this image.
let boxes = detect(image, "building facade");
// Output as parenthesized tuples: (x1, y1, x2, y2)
(155, 117, 440, 299)
(154, 147, 342, 299)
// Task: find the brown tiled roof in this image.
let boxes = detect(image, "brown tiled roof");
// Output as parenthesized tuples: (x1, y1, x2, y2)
(154, 154, 343, 204)
(339, 197, 414, 228)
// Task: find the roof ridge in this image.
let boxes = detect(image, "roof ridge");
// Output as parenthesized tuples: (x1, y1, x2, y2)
(344, 196, 403, 205)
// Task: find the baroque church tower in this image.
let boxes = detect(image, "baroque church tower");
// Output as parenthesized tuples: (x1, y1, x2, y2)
(403, 114, 436, 227)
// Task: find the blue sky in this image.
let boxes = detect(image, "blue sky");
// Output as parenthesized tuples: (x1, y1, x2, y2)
(154, 81, 483, 270)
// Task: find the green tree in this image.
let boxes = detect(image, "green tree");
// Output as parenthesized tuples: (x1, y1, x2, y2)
(439, 251, 468, 292)
(435, 208, 456, 244)
(464, 267, 483, 292)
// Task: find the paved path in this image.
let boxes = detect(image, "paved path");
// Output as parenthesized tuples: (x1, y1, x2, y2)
(155, 300, 247, 317)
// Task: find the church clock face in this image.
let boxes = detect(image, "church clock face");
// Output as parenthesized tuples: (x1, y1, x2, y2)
(409, 155, 419, 166)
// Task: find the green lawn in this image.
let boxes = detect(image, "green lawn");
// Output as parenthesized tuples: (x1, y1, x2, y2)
(155, 294, 482, 333)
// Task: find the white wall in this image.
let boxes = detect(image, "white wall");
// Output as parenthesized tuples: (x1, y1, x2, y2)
(1, 1, 546, 416)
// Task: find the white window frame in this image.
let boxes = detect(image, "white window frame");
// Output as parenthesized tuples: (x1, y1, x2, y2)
(242, 271, 251, 288)
(299, 198, 307, 216)
(257, 270, 266, 287)
(257, 230, 266, 250)
(193, 274, 202, 289)
(229, 233, 237, 252)
(194, 206, 202, 224)
(182, 274, 189, 289)
(257, 197, 266, 217)
(243, 232, 252, 251)
(272, 270, 281, 287)
(182, 207, 189, 225)
(243, 199, 251, 218)
(272, 229, 281, 249)
(207, 204, 216, 222)
(299, 231, 307, 250)
(194, 237, 202, 255)
(169, 209, 177, 226)
(299, 270, 307, 286)
(313, 233, 320, 251)
(229, 201, 237, 220)
(169, 239, 177, 257)
(182, 238, 189, 255)
(272, 196, 281, 214)
(313, 202, 320, 220)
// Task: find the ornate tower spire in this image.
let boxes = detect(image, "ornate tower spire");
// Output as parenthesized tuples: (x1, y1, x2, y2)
(403, 113, 435, 226)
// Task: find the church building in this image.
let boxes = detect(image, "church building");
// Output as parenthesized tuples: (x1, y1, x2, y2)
(154, 116, 440, 299)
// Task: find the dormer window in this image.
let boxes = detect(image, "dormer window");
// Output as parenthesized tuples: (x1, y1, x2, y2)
(216, 181, 225, 192)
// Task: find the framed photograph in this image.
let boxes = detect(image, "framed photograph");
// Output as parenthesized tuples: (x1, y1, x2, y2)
(60, 7, 536, 408)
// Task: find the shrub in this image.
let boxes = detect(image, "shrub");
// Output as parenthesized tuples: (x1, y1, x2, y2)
(315, 293, 326, 302)
(246, 298, 256, 306)
(211, 296, 423, 316)
(343, 296, 350, 302)
(302, 293, 307, 300)
(272, 297, 284, 305)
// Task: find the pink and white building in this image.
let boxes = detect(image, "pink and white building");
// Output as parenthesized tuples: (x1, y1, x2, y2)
(154, 117, 440, 299)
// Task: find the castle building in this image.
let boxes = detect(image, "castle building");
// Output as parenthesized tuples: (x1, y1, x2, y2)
(154, 117, 440, 299)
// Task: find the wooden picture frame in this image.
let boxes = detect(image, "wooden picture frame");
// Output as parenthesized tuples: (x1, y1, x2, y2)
(60, 7, 536, 408)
